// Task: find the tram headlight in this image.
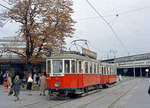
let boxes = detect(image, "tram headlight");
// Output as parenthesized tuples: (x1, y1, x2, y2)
(54, 82, 60, 87)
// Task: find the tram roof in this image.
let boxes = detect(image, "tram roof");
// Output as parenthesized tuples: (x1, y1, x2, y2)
(47, 53, 100, 63)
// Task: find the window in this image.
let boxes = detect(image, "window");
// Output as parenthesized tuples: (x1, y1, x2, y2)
(107, 67, 109, 75)
(99, 65, 102, 74)
(108, 68, 110, 75)
(71, 60, 76, 73)
(94, 64, 96, 73)
(85, 62, 88, 73)
(106, 67, 108, 75)
(47, 60, 51, 74)
(90, 63, 92, 73)
(53, 60, 62, 73)
(104, 67, 106, 75)
(64, 60, 70, 73)
(79, 61, 82, 73)
(110, 68, 112, 75)
(97, 64, 99, 73)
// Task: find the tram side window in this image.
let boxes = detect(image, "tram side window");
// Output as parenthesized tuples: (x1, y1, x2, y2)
(64, 60, 70, 73)
(47, 60, 51, 74)
(103, 67, 105, 75)
(107, 68, 108, 75)
(107, 67, 109, 75)
(90, 63, 92, 73)
(100, 66, 102, 74)
(85, 62, 88, 73)
(111, 68, 113, 75)
(53, 60, 62, 73)
(111, 68, 112, 74)
(71, 60, 76, 73)
(112, 68, 114, 74)
(94, 64, 96, 73)
(97, 64, 99, 73)
(107, 68, 109, 75)
(113, 68, 116, 74)
(79, 61, 82, 73)
(104, 67, 106, 75)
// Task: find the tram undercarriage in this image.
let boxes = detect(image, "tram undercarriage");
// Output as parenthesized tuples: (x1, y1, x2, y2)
(47, 83, 111, 99)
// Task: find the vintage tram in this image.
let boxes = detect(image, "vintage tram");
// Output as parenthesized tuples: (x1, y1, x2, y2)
(46, 50, 117, 97)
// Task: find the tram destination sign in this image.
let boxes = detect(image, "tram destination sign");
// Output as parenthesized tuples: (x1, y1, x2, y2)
(82, 48, 97, 59)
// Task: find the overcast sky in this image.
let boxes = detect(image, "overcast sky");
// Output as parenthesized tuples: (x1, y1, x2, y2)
(0, 0, 150, 60)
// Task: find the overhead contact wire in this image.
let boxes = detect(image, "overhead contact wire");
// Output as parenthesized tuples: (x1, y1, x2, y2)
(86, 0, 129, 55)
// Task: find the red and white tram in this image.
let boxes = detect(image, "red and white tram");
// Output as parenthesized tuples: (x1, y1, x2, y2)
(46, 51, 117, 97)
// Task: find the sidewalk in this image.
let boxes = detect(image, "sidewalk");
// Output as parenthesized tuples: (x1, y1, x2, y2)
(0, 85, 47, 108)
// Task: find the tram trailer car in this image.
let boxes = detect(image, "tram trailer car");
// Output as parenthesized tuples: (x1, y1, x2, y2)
(46, 52, 117, 96)
(101, 63, 117, 88)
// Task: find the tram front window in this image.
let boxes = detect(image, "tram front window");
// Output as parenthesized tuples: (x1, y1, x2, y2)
(53, 60, 62, 73)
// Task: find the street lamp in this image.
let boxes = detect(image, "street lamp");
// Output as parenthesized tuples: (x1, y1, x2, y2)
(145, 69, 149, 78)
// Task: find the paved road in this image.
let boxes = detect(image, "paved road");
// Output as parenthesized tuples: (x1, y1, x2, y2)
(113, 78, 150, 108)
(0, 78, 147, 108)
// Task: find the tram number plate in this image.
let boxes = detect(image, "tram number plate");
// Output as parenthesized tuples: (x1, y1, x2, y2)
(53, 73, 62, 76)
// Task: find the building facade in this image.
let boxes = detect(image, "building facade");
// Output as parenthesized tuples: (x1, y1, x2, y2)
(0, 37, 46, 79)
(102, 53, 150, 77)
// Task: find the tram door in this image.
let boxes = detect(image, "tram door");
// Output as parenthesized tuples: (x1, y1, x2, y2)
(77, 61, 83, 88)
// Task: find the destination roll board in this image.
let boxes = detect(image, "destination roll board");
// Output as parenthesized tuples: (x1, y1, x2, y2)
(82, 48, 97, 59)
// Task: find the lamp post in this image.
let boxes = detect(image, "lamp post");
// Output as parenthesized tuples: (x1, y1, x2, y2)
(145, 69, 149, 78)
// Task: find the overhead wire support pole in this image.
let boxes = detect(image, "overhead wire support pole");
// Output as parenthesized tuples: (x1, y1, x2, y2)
(86, 0, 129, 55)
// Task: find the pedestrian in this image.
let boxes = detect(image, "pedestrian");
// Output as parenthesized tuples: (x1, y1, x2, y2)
(13, 75, 22, 101)
(33, 73, 37, 84)
(119, 74, 122, 81)
(27, 73, 33, 95)
(25, 73, 28, 82)
(36, 73, 40, 85)
(40, 73, 46, 96)
(3, 73, 8, 91)
(0, 73, 3, 85)
(7, 74, 12, 94)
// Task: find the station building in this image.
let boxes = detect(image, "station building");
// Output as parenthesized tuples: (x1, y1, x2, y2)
(102, 53, 150, 77)
(0, 37, 46, 79)
(1, 37, 150, 78)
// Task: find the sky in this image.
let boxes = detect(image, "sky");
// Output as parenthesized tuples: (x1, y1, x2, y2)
(0, 0, 150, 60)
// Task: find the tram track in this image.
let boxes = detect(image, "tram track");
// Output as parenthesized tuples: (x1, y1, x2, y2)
(17, 77, 135, 108)
(46, 80, 130, 108)
(7, 79, 128, 108)
(78, 78, 138, 108)
(17, 88, 103, 108)
(46, 89, 103, 108)
(107, 78, 144, 108)
(46, 89, 102, 108)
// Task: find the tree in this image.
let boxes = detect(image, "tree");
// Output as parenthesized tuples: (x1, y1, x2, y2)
(0, 0, 75, 67)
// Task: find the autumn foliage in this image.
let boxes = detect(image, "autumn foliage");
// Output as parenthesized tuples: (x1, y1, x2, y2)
(0, 0, 75, 64)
